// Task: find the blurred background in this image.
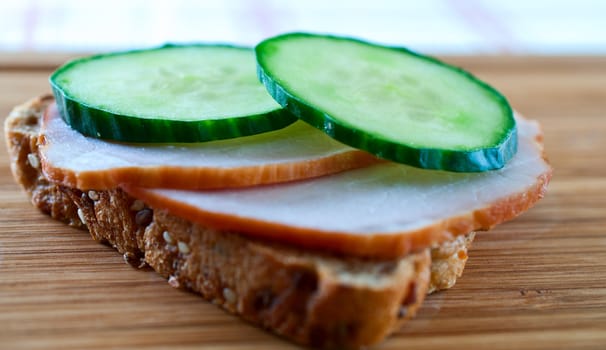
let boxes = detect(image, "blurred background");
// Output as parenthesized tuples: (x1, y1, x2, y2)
(1, 0, 604, 55)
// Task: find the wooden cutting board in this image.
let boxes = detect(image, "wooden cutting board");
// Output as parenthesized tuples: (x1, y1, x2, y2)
(1, 54, 605, 350)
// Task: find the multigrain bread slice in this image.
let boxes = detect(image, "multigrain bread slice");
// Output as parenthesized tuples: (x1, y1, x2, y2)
(5, 95, 474, 349)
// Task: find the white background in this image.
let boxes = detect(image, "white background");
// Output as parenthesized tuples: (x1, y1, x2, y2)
(0, 0, 604, 55)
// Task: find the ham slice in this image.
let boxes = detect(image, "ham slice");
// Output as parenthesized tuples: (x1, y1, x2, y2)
(124, 115, 552, 259)
(39, 103, 378, 189)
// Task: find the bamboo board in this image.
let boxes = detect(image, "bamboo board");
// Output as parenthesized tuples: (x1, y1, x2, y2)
(1, 55, 605, 349)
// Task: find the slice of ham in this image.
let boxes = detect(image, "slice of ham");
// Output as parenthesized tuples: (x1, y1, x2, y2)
(39, 103, 378, 189)
(124, 115, 552, 259)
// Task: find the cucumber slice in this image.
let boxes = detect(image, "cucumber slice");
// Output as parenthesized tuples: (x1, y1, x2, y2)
(256, 33, 517, 172)
(50, 44, 296, 143)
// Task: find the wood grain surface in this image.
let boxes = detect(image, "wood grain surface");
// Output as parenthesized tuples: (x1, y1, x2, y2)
(1, 54, 605, 350)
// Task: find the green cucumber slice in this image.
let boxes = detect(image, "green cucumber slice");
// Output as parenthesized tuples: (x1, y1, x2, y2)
(255, 33, 517, 172)
(50, 44, 296, 143)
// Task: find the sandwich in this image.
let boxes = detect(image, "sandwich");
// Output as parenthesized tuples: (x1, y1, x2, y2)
(4, 33, 551, 348)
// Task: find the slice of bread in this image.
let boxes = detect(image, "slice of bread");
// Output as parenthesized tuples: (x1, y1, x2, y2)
(5, 95, 473, 349)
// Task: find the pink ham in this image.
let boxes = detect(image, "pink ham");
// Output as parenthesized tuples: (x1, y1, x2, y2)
(124, 115, 552, 259)
(39, 103, 378, 190)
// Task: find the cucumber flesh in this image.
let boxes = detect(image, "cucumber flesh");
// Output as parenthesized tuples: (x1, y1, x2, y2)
(51, 44, 296, 143)
(256, 33, 517, 172)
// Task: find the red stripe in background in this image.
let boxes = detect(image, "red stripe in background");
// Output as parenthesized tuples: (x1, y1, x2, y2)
(247, 0, 277, 37)
(23, 0, 39, 50)
(445, 0, 516, 53)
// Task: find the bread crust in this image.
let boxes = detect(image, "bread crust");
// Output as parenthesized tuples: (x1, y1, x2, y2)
(5, 95, 473, 348)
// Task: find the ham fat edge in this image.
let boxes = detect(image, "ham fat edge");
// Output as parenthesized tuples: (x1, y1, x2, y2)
(121, 115, 552, 259)
(39, 102, 379, 190)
